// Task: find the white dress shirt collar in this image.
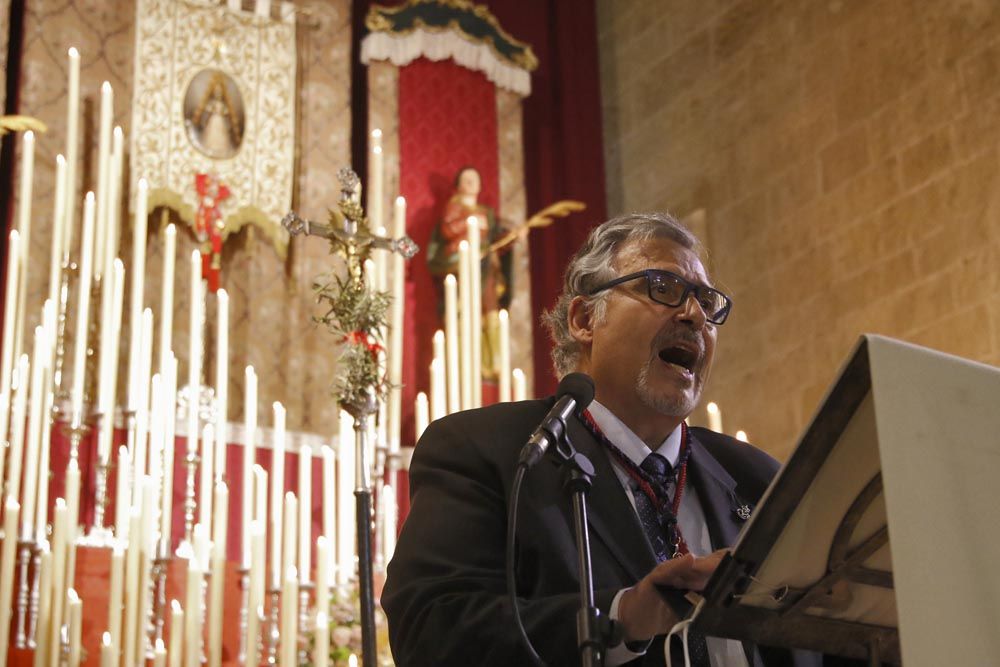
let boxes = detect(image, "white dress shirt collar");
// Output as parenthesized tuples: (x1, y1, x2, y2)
(586, 400, 683, 468)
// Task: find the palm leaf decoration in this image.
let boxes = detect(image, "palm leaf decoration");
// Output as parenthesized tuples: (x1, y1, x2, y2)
(0, 115, 47, 136)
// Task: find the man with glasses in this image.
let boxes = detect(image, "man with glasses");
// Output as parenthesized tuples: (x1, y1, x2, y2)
(383, 213, 820, 666)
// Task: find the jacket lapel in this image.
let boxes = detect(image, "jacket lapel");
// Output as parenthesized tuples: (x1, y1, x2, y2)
(564, 415, 657, 583)
(686, 433, 745, 550)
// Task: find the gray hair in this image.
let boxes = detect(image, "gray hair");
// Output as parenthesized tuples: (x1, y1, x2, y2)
(541, 212, 702, 378)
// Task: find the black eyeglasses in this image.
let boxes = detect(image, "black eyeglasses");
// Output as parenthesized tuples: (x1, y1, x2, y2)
(587, 269, 733, 325)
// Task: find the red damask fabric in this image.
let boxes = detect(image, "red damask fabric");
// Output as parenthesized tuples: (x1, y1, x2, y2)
(398, 57, 500, 450)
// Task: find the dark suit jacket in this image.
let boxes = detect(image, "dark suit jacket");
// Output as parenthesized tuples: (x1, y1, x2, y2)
(382, 398, 822, 666)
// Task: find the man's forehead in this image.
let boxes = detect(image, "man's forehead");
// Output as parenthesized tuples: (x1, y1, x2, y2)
(615, 237, 711, 282)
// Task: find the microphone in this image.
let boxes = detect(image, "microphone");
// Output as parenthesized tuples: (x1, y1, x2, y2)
(518, 373, 595, 468)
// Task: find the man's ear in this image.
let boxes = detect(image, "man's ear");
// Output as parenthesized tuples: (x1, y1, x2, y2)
(567, 296, 595, 344)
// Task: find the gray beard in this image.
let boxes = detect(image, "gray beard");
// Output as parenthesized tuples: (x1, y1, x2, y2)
(636, 360, 700, 418)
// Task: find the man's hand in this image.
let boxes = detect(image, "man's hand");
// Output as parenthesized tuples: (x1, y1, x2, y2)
(616, 550, 726, 642)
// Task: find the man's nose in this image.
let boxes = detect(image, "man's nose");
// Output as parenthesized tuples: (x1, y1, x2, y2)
(674, 291, 708, 328)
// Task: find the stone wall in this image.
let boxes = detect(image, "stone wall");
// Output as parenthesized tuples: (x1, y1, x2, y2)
(598, 0, 1000, 457)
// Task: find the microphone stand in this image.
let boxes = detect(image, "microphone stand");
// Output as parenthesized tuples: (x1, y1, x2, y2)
(550, 433, 619, 667)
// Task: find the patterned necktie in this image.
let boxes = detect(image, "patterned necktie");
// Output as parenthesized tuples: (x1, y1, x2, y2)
(634, 452, 711, 667)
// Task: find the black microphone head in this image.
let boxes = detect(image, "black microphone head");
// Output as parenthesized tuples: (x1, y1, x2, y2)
(557, 373, 595, 415)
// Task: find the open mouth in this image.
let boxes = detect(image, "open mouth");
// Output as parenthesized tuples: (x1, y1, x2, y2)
(658, 344, 699, 378)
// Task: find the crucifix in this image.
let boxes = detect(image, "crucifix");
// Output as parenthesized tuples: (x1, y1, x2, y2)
(282, 166, 417, 667)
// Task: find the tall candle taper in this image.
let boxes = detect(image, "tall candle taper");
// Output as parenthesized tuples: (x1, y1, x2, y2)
(242, 366, 257, 568)
(512, 368, 526, 402)
(160, 355, 178, 545)
(467, 216, 482, 408)
(127, 179, 149, 406)
(443, 273, 459, 414)
(12, 130, 35, 377)
(159, 224, 177, 379)
(498, 309, 511, 402)
(270, 402, 286, 589)
(6, 355, 29, 506)
(208, 481, 228, 666)
(415, 392, 429, 440)
(199, 423, 215, 536)
(1, 230, 20, 395)
(94, 82, 113, 279)
(215, 289, 229, 462)
(47, 155, 67, 309)
(70, 192, 96, 426)
(458, 241, 472, 410)
(388, 195, 406, 449)
(97, 259, 125, 463)
(64, 48, 80, 254)
(369, 130, 383, 229)
(336, 410, 354, 588)
(21, 326, 47, 538)
(168, 600, 183, 667)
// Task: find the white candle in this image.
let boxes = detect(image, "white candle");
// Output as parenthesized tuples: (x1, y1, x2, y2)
(498, 309, 511, 402)
(270, 402, 286, 588)
(215, 289, 229, 466)
(458, 241, 472, 410)
(208, 481, 228, 666)
(71, 192, 96, 426)
(47, 155, 67, 309)
(21, 326, 48, 538)
(99, 632, 114, 667)
(94, 82, 112, 278)
(152, 638, 166, 667)
(168, 600, 184, 667)
(6, 356, 29, 507)
(281, 495, 298, 661)
(64, 48, 80, 255)
(64, 460, 81, 585)
(66, 589, 82, 667)
(336, 410, 354, 588)
(33, 390, 53, 542)
(321, 445, 335, 550)
(467, 217, 482, 408)
(415, 391, 429, 440)
(0, 230, 20, 396)
(199, 423, 215, 534)
(443, 273, 459, 414)
(114, 446, 130, 541)
(242, 366, 257, 567)
(132, 308, 154, 507)
(161, 355, 178, 545)
(32, 545, 52, 667)
(388, 195, 406, 451)
(369, 130, 383, 230)
(430, 358, 445, 422)
(245, 520, 264, 667)
(314, 611, 329, 667)
(706, 401, 723, 433)
(298, 445, 312, 583)
(12, 130, 35, 377)
(45, 499, 67, 660)
(315, 535, 330, 617)
(147, 375, 164, 528)
(512, 368, 526, 402)
(105, 126, 124, 273)
(127, 179, 149, 408)
(106, 544, 125, 657)
(97, 259, 125, 464)
(159, 224, 177, 380)
(122, 501, 142, 666)
(282, 491, 297, 585)
(279, 565, 298, 666)
(183, 554, 202, 667)
(0, 499, 20, 663)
